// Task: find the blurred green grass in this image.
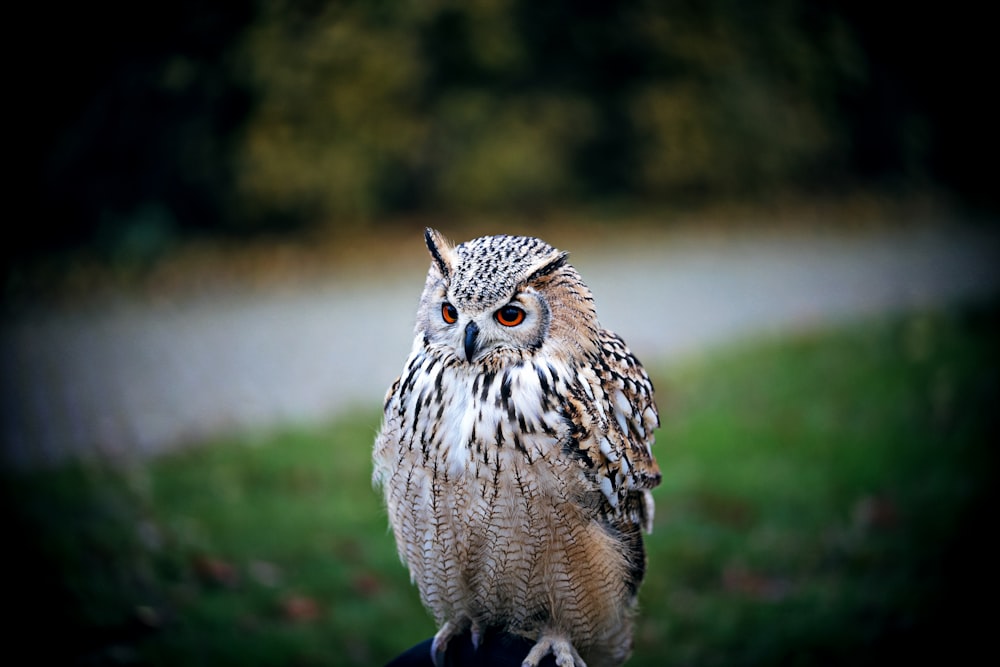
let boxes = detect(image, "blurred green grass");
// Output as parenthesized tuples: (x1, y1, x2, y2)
(5, 305, 996, 666)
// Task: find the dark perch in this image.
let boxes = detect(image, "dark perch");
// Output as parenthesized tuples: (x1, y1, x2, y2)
(386, 629, 558, 667)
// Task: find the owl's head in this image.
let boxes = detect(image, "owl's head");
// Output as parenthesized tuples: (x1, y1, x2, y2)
(415, 228, 599, 365)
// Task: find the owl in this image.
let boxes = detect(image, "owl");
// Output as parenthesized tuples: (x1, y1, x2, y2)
(373, 229, 661, 667)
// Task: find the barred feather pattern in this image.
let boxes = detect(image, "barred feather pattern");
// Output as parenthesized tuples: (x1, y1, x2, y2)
(372, 230, 661, 667)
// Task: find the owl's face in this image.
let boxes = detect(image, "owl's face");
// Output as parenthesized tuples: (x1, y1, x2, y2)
(416, 229, 598, 365)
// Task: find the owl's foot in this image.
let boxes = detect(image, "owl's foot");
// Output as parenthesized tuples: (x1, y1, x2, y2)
(522, 632, 586, 667)
(431, 619, 482, 667)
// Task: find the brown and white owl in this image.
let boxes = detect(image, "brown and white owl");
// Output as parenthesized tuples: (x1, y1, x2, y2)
(373, 229, 661, 667)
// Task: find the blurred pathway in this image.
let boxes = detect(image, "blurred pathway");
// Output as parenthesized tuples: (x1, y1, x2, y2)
(3, 223, 998, 468)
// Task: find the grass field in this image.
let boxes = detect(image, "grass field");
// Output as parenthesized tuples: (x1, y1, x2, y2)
(5, 304, 996, 666)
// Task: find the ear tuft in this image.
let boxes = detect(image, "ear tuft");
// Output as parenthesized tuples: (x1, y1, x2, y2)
(526, 250, 569, 284)
(424, 228, 453, 279)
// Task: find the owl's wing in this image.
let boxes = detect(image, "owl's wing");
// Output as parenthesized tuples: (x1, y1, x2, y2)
(571, 329, 661, 534)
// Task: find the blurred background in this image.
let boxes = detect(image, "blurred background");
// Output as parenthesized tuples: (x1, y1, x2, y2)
(3, 1, 999, 666)
(8, 0, 998, 270)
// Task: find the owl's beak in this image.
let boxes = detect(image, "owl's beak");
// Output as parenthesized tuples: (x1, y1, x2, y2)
(463, 321, 480, 362)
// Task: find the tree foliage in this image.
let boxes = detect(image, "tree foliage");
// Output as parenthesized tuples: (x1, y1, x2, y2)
(232, 0, 864, 223)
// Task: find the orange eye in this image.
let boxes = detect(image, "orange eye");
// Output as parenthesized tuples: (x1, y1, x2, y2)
(441, 302, 458, 324)
(495, 305, 526, 327)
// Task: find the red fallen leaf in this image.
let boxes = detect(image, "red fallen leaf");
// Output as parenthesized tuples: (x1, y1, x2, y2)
(352, 572, 382, 597)
(853, 494, 898, 531)
(722, 563, 792, 601)
(281, 594, 322, 622)
(192, 555, 240, 588)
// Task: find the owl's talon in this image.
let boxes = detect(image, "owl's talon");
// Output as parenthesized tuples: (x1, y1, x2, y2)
(430, 620, 469, 667)
(523, 633, 586, 667)
(430, 622, 453, 667)
(430, 639, 446, 667)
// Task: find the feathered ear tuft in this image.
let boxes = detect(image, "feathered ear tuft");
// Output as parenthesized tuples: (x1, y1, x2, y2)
(525, 250, 569, 284)
(424, 228, 454, 280)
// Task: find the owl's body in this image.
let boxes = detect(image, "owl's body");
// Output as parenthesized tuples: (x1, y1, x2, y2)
(374, 230, 661, 667)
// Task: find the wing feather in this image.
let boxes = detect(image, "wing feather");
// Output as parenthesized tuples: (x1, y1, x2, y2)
(570, 329, 661, 533)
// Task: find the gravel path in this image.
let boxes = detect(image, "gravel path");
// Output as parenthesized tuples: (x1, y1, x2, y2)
(3, 223, 998, 468)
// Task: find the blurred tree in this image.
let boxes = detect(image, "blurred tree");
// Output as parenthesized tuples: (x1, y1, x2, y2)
(231, 0, 864, 224)
(233, 2, 428, 227)
(626, 0, 863, 198)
